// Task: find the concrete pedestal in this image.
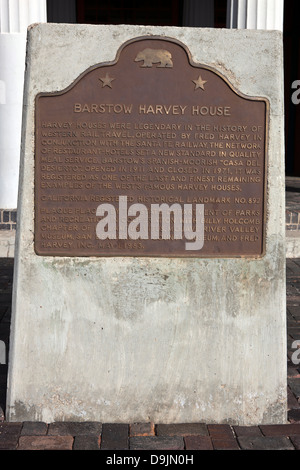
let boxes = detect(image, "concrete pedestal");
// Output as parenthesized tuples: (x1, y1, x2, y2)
(7, 24, 286, 425)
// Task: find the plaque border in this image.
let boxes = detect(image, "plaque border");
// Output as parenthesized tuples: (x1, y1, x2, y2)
(34, 36, 269, 259)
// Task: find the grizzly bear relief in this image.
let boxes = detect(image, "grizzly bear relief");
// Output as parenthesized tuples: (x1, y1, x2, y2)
(135, 48, 173, 68)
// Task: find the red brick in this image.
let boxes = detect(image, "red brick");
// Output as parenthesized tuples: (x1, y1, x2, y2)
(73, 435, 101, 450)
(233, 426, 263, 437)
(130, 436, 184, 450)
(212, 438, 240, 450)
(21, 421, 48, 436)
(101, 424, 129, 450)
(238, 436, 294, 450)
(290, 435, 300, 450)
(156, 423, 208, 436)
(17, 435, 74, 450)
(0, 422, 22, 434)
(288, 409, 300, 423)
(260, 424, 300, 436)
(0, 434, 19, 450)
(288, 386, 300, 409)
(130, 423, 155, 437)
(0, 422, 22, 449)
(207, 424, 235, 439)
(48, 421, 102, 436)
(184, 435, 213, 450)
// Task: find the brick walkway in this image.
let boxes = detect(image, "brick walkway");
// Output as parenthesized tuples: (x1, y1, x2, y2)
(286, 177, 300, 230)
(0, 257, 300, 451)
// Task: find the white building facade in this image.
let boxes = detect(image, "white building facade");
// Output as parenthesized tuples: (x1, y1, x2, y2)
(0, 0, 46, 240)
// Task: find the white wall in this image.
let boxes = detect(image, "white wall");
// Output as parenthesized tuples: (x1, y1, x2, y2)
(0, 33, 26, 208)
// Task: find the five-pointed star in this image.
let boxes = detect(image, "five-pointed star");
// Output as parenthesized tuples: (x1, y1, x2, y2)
(192, 75, 207, 90)
(99, 73, 115, 88)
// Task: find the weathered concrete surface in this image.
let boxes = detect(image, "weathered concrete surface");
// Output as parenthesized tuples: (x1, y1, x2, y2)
(6, 24, 286, 424)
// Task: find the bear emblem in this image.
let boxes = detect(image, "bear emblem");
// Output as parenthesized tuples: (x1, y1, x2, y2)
(135, 48, 173, 68)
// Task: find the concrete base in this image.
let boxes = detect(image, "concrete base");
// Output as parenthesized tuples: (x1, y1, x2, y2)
(6, 24, 287, 425)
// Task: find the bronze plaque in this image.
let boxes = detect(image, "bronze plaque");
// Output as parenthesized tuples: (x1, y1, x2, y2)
(35, 37, 268, 257)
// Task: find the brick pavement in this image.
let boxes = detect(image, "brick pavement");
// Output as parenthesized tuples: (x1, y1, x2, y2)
(286, 177, 300, 230)
(0, 257, 299, 451)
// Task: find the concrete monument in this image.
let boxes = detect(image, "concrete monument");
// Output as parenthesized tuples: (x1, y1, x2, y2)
(6, 24, 286, 425)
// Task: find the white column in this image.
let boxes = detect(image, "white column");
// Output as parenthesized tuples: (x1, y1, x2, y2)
(227, 0, 284, 31)
(183, 0, 214, 28)
(0, 0, 46, 209)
